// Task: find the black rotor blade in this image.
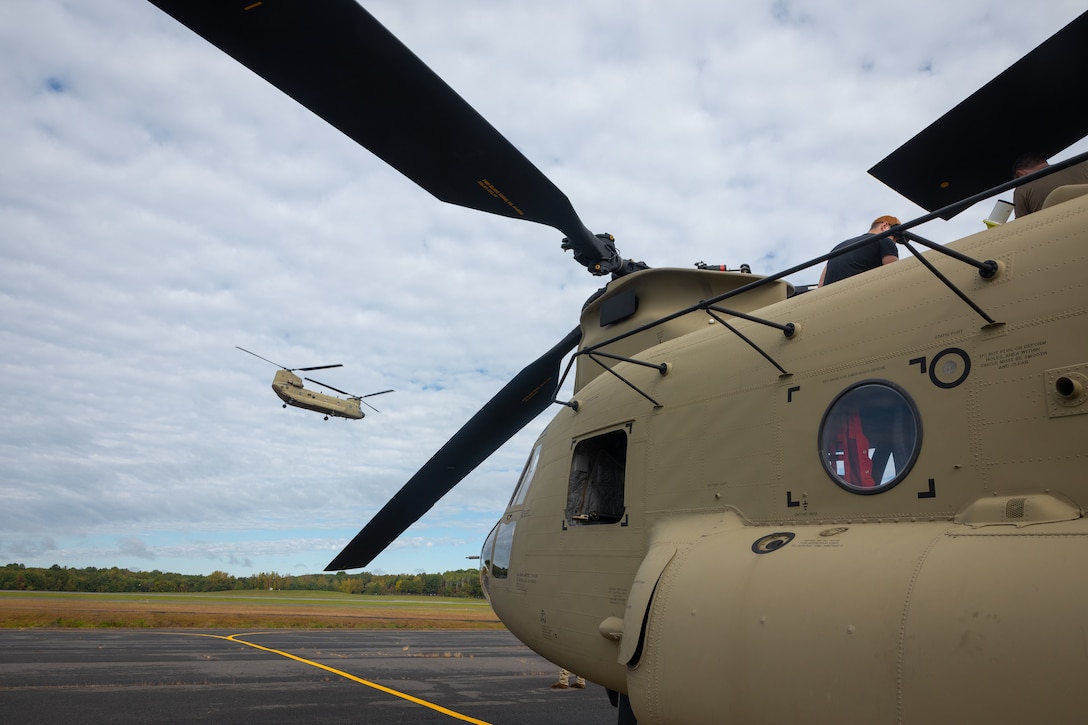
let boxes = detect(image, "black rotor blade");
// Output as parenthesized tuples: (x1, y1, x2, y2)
(869, 10, 1088, 217)
(358, 389, 394, 413)
(235, 346, 286, 369)
(326, 327, 581, 571)
(305, 380, 392, 410)
(296, 364, 344, 372)
(148, 0, 607, 259)
(304, 377, 352, 396)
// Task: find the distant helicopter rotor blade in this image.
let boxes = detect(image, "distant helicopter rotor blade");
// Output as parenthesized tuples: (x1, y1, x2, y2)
(305, 381, 394, 411)
(237, 346, 342, 373)
(325, 327, 581, 571)
(148, 0, 612, 265)
(304, 377, 352, 397)
(296, 364, 344, 372)
(358, 390, 394, 413)
(235, 346, 287, 369)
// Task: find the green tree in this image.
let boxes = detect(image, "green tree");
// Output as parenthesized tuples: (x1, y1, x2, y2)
(203, 570, 236, 591)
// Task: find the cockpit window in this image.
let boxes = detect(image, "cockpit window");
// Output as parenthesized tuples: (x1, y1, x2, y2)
(480, 523, 498, 599)
(509, 443, 542, 507)
(819, 381, 921, 494)
(481, 523, 498, 573)
(565, 429, 627, 524)
(480, 520, 515, 581)
(491, 521, 515, 579)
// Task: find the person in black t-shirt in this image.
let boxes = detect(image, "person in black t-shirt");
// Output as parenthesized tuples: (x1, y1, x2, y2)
(818, 215, 901, 287)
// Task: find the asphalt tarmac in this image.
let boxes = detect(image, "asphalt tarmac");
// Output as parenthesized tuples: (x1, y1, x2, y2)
(0, 629, 618, 724)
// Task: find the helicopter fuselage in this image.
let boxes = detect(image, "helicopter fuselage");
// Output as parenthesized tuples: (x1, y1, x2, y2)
(481, 192, 1088, 723)
(138, 3, 1088, 721)
(271, 369, 364, 420)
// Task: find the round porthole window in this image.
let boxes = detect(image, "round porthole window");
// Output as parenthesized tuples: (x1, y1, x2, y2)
(818, 381, 921, 494)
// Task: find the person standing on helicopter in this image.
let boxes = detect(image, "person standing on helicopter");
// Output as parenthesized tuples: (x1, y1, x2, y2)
(1011, 153, 1088, 217)
(818, 215, 901, 287)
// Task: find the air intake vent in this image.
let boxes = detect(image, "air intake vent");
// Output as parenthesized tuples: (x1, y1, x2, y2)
(957, 493, 1081, 528)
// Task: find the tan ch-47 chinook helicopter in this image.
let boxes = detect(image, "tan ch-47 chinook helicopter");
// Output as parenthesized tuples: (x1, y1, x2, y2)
(235, 346, 393, 420)
(153, 3, 1088, 723)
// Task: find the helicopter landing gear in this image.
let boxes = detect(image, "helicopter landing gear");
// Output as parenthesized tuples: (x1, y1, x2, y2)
(606, 690, 637, 724)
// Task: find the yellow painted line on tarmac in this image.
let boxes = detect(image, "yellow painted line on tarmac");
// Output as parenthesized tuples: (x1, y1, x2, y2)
(183, 631, 491, 725)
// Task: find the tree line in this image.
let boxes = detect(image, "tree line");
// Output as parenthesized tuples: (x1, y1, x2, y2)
(0, 563, 484, 599)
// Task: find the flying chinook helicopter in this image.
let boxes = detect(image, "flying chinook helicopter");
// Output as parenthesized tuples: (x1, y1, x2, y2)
(152, 3, 1088, 724)
(235, 346, 392, 420)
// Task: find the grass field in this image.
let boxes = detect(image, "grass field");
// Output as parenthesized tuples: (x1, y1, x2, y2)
(0, 590, 504, 630)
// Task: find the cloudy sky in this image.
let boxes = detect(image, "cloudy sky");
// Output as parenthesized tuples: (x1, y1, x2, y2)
(2, 1, 1085, 578)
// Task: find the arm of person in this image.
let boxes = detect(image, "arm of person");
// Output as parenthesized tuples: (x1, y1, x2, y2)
(1013, 188, 1031, 218)
(879, 235, 899, 266)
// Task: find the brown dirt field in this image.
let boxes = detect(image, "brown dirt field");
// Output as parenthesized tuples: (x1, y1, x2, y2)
(0, 596, 505, 630)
